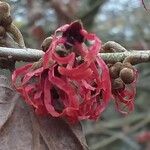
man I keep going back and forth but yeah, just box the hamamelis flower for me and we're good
[12,21,112,123]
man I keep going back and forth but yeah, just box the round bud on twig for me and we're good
[41,37,52,52]
[0,2,10,16]
[114,62,123,69]
[1,16,12,26]
[112,78,125,90]
[120,68,135,84]
[122,62,133,70]
[109,62,123,79]
[0,26,6,37]
[109,66,119,79]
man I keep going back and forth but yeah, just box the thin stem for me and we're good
[0,47,150,64]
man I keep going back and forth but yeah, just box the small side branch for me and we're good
[0,47,150,64]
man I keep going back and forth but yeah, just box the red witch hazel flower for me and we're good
[12,21,111,123]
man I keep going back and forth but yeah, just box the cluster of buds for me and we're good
[109,61,137,114]
[12,21,138,123]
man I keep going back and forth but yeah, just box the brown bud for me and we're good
[112,78,125,90]
[120,68,135,84]
[109,66,119,79]
[1,16,12,26]
[41,37,52,52]
[102,41,127,53]
[0,2,10,16]
[0,26,5,37]
[122,62,133,70]
[109,62,123,79]
[114,62,123,69]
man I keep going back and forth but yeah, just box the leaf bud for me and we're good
[109,62,123,79]
[122,62,133,70]
[112,78,125,90]
[41,37,52,52]
[120,68,135,84]
[1,15,12,26]
[0,2,10,16]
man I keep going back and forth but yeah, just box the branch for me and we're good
[0,47,43,62]
[0,46,150,65]
[99,50,150,65]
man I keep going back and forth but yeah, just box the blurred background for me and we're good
[3,0,150,149]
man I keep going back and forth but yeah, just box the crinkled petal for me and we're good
[58,66,93,80]
[44,77,60,117]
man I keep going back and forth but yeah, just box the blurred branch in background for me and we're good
[6,0,109,49]
[86,112,150,150]
[79,0,108,29]
[7,0,150,50]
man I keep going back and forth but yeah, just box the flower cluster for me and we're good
[12,21,111,123]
